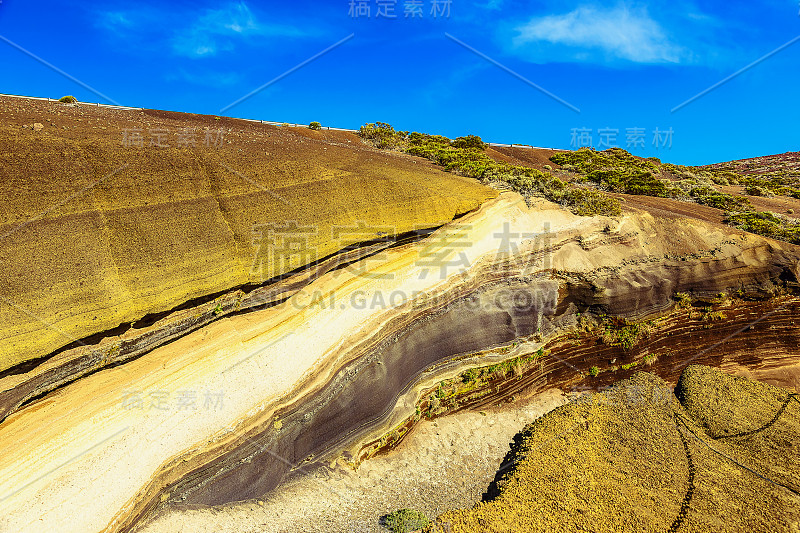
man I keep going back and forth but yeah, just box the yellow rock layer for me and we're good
[0,98,495,372]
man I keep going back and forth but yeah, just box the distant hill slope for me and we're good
[0,97,495,372]
[703,151,800,178]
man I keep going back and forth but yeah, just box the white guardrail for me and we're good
[0,92,143,111]
[0,92,565,150]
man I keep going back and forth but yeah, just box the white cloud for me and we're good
[478,0,505,10]
[98,12,134,29]
[166,68,243,87]
[171,2,305,58]
[95,2,308,59]
[513,5,686,64]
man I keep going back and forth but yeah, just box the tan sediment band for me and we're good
[0,240,400,423]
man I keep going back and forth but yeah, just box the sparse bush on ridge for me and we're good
[358,123,798,234]
[552,148,681,198]
[704,165,799,198]
[308,121,321,130]
[358,122,408,149]
[725,211,800,245]
[550,147,800,245]
[58,95,77,103]
[450,134,487,150]
[377,125,622,217]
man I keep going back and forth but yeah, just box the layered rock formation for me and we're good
[1,186,798,532]
[2,97,800,533]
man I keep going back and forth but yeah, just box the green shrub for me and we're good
[366,124,621,217]
[450,134,487,150]
[675,292,692,308]
[702,310,727,322]
[588,366,600,377]
[407,131,450,147]
[690,187,752,211]
[358,122,408,149]
[58,95,77,103]
[561,187,622,217]
[383,509,429,532]
[308,121,322,130]
[551,147,660,177]
[554,148,679,198]
[745,184,770,197]
[725,211,800,244]
[602,319,652,350]
[585,168,679,198]
[462,368,481,383]
[624,172,674,197]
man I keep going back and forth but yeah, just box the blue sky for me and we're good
[0,0,798,164]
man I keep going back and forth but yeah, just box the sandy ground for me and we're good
[138,388,569,533]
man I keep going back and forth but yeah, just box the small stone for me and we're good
[33,123,44,132]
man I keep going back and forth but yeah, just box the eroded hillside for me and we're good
[1,98,799,533]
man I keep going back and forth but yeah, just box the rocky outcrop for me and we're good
[353,294,800,465]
